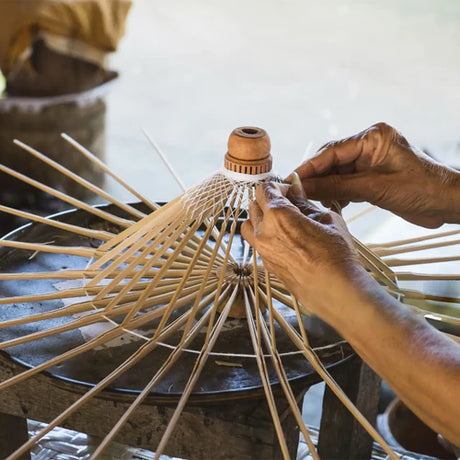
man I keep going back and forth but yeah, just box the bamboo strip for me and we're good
[90,199,192,274]
[0,281,217,350]
[61,133,159,211]
[242,287,291,460]
[395,272,460,281]
[202,193,243,347]
[386,256,460,267]
[254,286,319,459]
[266,292,398,460]
[98,218,206,316]
[375,239,460,257]
[0,271,207,306]
[0,279,215,330]
[368,229,460,250]
[89,218,197,288]
[0,205,114,241]
[0,286,219,396]
[353,237,397,287]
[345,205,377,224]
[152,285,240,459]
[90,286,232,458]
[0,239,94,258]
[0,163,133,228]
[123,206,225,328]
[5,290,219,460]
[140,191,234,332]
[178,190,243,344]
[14,140,146,220]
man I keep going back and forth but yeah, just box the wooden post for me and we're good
[0,412,31,460]
[317,356,382,460]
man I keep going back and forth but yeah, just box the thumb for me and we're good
[301,173,373,203]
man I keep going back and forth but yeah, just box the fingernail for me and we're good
[286,172,302,186]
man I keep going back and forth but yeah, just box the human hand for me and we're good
[295,123,460,228]
[241,177,369,326]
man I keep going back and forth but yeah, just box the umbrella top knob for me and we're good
[225,126,272,175]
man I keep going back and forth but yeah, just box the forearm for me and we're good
[302,271,460,444]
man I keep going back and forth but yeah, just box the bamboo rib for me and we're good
[90,196,187,267]
[265,292,398,460]
[91,286,232,459]
[385,256,460,267]
[367,229,460,250]
[178,190,243,345]
[0,280,219,350]
[0,287,219,399]
[0,279,215,330]
[353,237,397,287]
[89,216,196,286]
[0,280,217,350]
[395,272,460,281]
[375,239,460,257]
[153,285,240,460]
[0,163,133,228]
[6,290,219,460]
[146,192,234,333]
[97,218,207,317]
[122,205,225,328]
[0,205,114,241]
[0,271,208,306]
[13,140,146,221]
[202,194,243,347]
[254,286,319,460]
[242,287,291,460]
[0,239,94,258]
[345,205,377,224]
[61,133,159,211]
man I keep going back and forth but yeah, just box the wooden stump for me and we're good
[317,355,382,460]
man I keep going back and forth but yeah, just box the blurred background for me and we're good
[106,0,460,203]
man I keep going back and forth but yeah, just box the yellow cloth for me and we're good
[0,0,132,76]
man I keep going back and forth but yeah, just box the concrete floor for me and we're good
[106,0,460,204]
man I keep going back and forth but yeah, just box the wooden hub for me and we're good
[214,262,266,318]
[224,127,272,175]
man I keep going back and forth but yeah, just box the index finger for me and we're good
[254,182,292,213]
[295,135,365,179]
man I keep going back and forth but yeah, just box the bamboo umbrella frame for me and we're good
[0,127,457,459]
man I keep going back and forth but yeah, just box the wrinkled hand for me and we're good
[296,122,460,228]
[241,179,367,324]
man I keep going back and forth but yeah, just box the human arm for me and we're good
[295,122,460,228]
[241,181,460,444]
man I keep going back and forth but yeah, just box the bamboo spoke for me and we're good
[61,133,159,211]
[253,284,319,459]
[5,289,219,460]
[178,190,243,344]
[0,280,217,339]
[385,256,460,267]
[0,163,133,228]
[242,287,291,460]
[14,139,146,221]
[0,205,114,241]
[368,229,460,250]
[375,239,460,257]
[0,239,94,258]
[395,272,460,281]
[153,284,240,459]
[90,286,232,458]
[263,288,399,460]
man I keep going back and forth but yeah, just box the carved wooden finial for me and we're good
[224,127,272,175]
